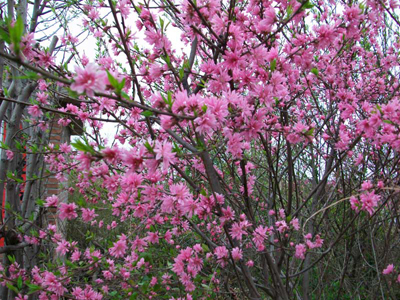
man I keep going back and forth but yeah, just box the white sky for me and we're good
[41,5,186,146]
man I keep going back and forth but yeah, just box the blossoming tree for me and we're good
[1,0,400,299]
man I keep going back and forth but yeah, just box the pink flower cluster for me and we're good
[172,246,203,292]
[294,234,324,260]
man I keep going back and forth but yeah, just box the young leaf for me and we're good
[7,255,15,263]
[9,16,24,55]
[270,59,277,72]
[302,1,314,9]
[141,110,154,117]
[27,283,41,294]
[305,127,315,136]
[6,283,19,294]
[0,26,11,44]
[106,70,119,89]
[144,141,154,154]
[71,139,96,155]
[311,68,319,76]
[17,276,22,290]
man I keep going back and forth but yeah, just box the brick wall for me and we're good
[44,118,71,236]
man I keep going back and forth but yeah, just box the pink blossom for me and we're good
[56,240,70,256]
[71,250,81,262]
[382,264,395,275]
[360,191,380,215]
[28,105,43,118]
[70,63,107,97]
[350,196,360,212]
[290,218,300,231]
[246,260,254,267]
[276,220,289,233]
[253,226,268,251]
[45,195,59,207]
[58,203,78,220]
[109,234,127,258]
[231,247,243,261]
[194,110,217,135]
[15,294,28,300]
[314,235,324,248]
[81,208,98,222]
[361,180,373,190]
[154,141,176,170]
[147,232,159,244]
[5,150,14,161]
[230,222,246,241]
[214,246,228,260]
[295,244,307,260]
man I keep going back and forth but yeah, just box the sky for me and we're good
[65,5,185,146]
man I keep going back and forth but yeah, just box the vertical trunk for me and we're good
[0,84,36,299]
[200,149,263,299]
[302,147,335,299]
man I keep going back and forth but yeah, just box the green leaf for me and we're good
[144,141,154,154]
[17,276,22,290]
[121,91,131,101]
[118,78,126,91]
[302,1,314,9]
[141,110,153,117]
[15,140,23,150]
[76,196,87,208]
[27,283,41,294]
[0,27,11,44]
[159,17,164,32]
[68,88,79,98]
[71,139,96,155]
[6,283,19,294]
[15,71,40,80]
[28,212,35,221]
[162,54,172,68]
[129,292,139,300]
[311,68,319,76]
[304,127,315,136]
[167,91,172,105]
[172,142,182,154]
[29,143,38,153]
[106,70,119,88]
[7,255,15,264]
[7,171,15,180]
[9,16,24,56]
[201,243,210,253]
[36,199,45,207]
[286,5,293,17]
[270,59,276,72]
[134,4,142,14]
[196,138,205,151]
[161,91,173,108]
[201,104,207,113]
[0,141,9,150]
[179,67,184,80]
